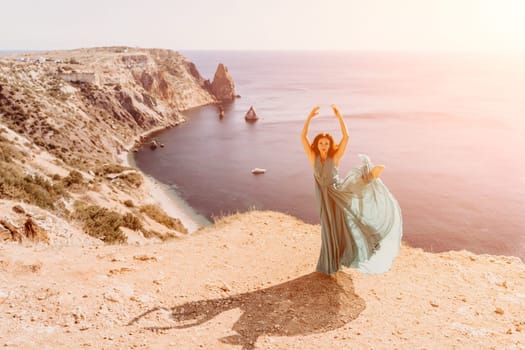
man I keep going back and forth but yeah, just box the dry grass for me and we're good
[62,170,84,187]
[139,204,187,233]
[143,229,179,241]
[0,132,70,214]
[122,212,143,231]
[0,161,68,211]
[119,172,143,188]
[0,134,27,162]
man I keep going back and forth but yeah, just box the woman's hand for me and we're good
[308,106,320,119]
[331,104,343,119]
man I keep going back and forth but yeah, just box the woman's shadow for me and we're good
[128,271,365,349]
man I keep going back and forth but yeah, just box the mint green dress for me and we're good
[314,154,403,274]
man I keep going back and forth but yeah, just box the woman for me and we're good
[301,105,403,275]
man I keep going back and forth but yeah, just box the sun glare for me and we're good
[472,0,525,52]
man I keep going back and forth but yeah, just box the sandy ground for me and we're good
[1,210,523,350]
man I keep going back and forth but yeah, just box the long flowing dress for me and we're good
[314,154,403,274]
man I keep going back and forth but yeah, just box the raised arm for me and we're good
[331,104,349,166]
[301,106,320,167]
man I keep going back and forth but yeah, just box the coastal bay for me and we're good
[0,47,524,349]
[136,50,525,260]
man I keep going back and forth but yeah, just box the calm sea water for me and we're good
[135,51,525,259]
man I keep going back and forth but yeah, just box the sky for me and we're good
[1,0,525,52]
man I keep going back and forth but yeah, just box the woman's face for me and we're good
[317,137,330,154]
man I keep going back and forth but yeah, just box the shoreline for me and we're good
[117,117,211,233]
[115,114,525,263]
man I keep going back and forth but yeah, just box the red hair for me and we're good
[311,133,338,158]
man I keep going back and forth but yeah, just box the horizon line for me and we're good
[1,46,525,56]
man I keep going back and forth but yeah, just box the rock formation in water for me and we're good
[210,63,236,101]
[244,105,259,121]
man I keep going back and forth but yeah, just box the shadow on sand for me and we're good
[128,272,365,349]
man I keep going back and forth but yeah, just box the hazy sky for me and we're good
[2,0,524,52]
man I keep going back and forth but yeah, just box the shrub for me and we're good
[119,172,143,188]
[123,199,134,207]
[62,170,84,187]
[140,204,187,233]
[21,179,55,209]
[122,212,143,231]
[72,203,127,244]
[0,162,68,210]
[0,137,24,162]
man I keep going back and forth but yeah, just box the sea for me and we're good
[134,50,525,260]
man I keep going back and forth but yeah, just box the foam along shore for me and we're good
[118,123,211,233]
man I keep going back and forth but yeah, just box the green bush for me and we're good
[72,203,127,244]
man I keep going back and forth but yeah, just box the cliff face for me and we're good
[0,47,220,245]
[0,47,217,168]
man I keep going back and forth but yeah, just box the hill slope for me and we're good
[0,47,218,243]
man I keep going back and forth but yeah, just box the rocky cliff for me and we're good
[0,47,217,168]
[0,47,221,244]
[211,63,236,101]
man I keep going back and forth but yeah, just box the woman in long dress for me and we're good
[301,105,403,275]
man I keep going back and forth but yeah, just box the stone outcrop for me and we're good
[244,106,259,121]
[210,63,236,102]
[1,214,49,244]
[23,217,50,243]
[0,219,23,242]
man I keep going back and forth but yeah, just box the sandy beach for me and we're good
[118,120,211,233]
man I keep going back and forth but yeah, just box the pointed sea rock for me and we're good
[210,63,236,101]
[244,106,259,121]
